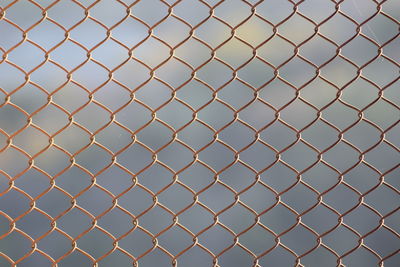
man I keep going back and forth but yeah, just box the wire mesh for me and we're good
[0,0,399,266]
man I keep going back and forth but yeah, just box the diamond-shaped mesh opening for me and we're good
[0,0,398,266]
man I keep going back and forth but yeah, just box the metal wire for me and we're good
[0,0,399,266]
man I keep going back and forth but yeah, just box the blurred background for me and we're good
[0,0,399,266]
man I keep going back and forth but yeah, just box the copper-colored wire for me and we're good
[0,0,399,266]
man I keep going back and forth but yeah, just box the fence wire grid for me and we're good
[0,0,399,266]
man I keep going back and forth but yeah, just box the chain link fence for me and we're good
[0,0,399,266]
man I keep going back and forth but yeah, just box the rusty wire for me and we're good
[0,0,399,266]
